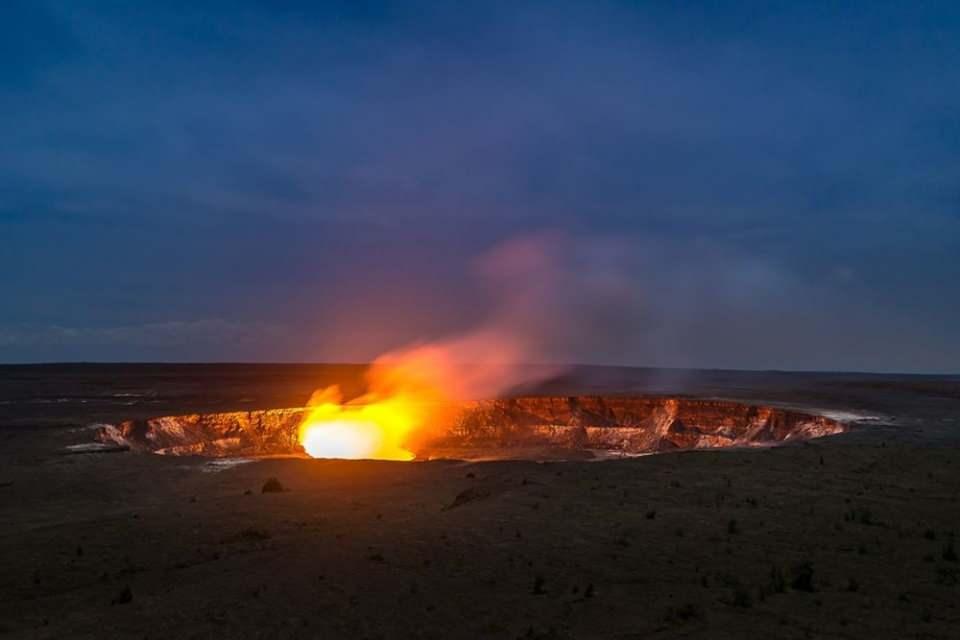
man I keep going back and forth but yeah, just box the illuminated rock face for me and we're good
[444,397,846,453]
[95,396,846,458]
[96,408,307,456]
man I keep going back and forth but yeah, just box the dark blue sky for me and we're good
[2,1,958,372]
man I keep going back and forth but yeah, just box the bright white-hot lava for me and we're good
[297,386,422,461]
[296,334,533,460]
[300,418,410,460]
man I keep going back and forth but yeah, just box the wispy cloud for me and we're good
[0,319,287,348]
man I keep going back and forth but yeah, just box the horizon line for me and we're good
[0,360,956,378]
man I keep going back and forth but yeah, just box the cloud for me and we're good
[0,319,286,349]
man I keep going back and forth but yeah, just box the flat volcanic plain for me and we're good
[1,364,959,639]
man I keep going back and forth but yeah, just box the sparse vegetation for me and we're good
[943,537,958,562]
[790,562,815,592]
[110,585,133,605]
[665,602,703,622]
[844,507,873,525]
[936,567,959,586]
[224,527,271,543]
[532,575,546,595]
[769,566,786,594]
[732,586,752,608]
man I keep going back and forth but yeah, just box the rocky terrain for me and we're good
[0,364,958,639]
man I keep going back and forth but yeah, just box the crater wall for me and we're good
[95,395,846,458]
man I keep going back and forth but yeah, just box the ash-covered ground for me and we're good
[1,364,959,639]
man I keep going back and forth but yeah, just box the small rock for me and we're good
[233,528,271,542]
[443,486,492,510]
[111,586,133,605]
[262,478,285,493]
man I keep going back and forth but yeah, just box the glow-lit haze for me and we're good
[2,1,959,373]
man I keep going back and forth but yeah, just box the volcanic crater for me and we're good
[95,395,846,460]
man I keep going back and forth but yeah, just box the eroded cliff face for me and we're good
[95,396,846,458]
[96,408,307,457]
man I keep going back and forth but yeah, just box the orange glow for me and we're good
[298,395,419,461]
[296,349,452,461]
[296,335,531,461]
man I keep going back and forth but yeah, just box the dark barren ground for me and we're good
[1,364,959,639]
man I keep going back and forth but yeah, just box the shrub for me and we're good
[732,587,752,608]
[769,566,786,594]
[791,562,815,592]
[666,602,703,622]
[943,538,958,562]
